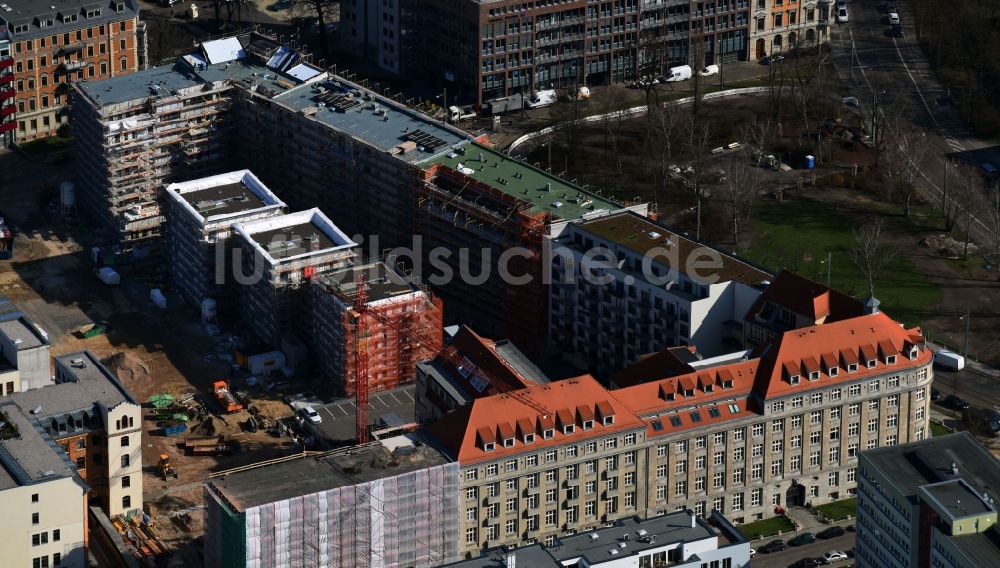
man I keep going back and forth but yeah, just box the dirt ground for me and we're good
[0,150,302,566]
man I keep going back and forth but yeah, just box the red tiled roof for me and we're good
[610,346,698,388]
[613,360,760,416]
[752,312,930,399]
[745,270,863,324]
[425,375,645,464]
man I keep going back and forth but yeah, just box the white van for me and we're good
[934,349,966,371]
[699,65,720,77]
[526,89,558,109]
[659,65,692,82]
[448,105,476,122]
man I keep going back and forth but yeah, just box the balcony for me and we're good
[0,75,11,85]
[0,89,14,101]
[0,121,16,133]
[0,106,14,117]
[0,57,13,70]
[61,60,86,72]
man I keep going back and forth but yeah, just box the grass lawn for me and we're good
[737,515,796,540]
[930,421,954,437]
[740,194,943,327]
[815,497,857,521]
[19,135,72,156]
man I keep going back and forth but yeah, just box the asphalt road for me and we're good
[830,0,999,245]
[931,366,1000,414]
[750,532,856,568]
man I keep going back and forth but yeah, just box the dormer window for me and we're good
[909,347,918,360]
[789,375,800,385]
[886,355,896,365]
[808,371,820,381]
[722,380,733,389]
[563,424,576,435]
[602,415,615,426]
[523,433,536,444]
[684,388,695,397]
[582,419,594,430]
[867,359,876,368]
[116,2,125,12]
[86,8,101,17]
[13,24,29,33]
[503,437,515,448]
[703,384,714,393]
[828,367,839,377]
[483,442,496,452]
[848,363,858,372]
[542,429,554,440]
[664,392,676,401]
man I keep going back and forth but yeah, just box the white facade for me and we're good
[101,400,143,517]
[0,314,52,391]
[0,477,88,568]
[547,215,766,378]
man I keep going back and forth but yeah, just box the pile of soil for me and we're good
[191,416,230,437]
[101,351,151,383]
[920,234,978,259]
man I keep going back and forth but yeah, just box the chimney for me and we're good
[864,296,881,315]
[689,509,697,528]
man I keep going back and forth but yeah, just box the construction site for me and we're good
[202,436,461,568]
[310,261,444,397]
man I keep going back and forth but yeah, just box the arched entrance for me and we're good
[789,32,798,49]
[773,35,783,51]
[756,38,765,59]
[806,29,816,45]
[786,483,806,507]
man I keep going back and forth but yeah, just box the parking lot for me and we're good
[295,384,417,445]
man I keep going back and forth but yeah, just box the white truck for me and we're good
[526,89,558,109]
[659,65,692,82]
[934,349,966,371]
[448,105,476,122]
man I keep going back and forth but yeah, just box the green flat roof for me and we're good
[430,143,623,221]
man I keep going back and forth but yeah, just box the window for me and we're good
[771,401,785,413]
[713,471,724,489]
[752,463,763,480]
[506,479,516,492]
[791,415,802,428]
[656,485,666,500]
[32,493,38,503]
[486,463,498,476]
[830,388,842,401]
[546,450,557,462]
[811,393,823,405]
[605,437,618,449]
[506,459,517,472]
[122,475,131,488]
[809,451,820,467]
[483,442,495,452]
[676,460,687,474]
[120,57,128,71]
[603,415,615,426]
[831,407,841,420]
[886,355,897,365]
[465,469,478,481]
[830,427,840,440]
[675,480,687,496]
[53,553,60,566]
[466,508,476,521]
[752,444,763,458]
[752,423,764,437]
[696,455,706,469]
[466,527,477,543]
[32,512,39,524]
[849,403,861,416]
[523,433,535,444]
[771,459,783,476]
[868,419,878,433]
[888,376,900,388]
[829,447,840,462]
[625,471,635,486]
[790,454,801,471]
[545,488,556,504]
[695,436,707,449]
[848,443,859,457]
[829,472,839,486]
[791,396,803,408]
[506,498,516,513]
[734,447,745,461]
[886,434,898,446]
[714,451,725,465]
[771,439,783,453]
[849,423,860,437]
[694,476,705,491]
[121,435,129,447]
[916,427,925,441]
[849,384,861,397]
[733,468,744,484]
[542,429,554,439]
[624,433,635,445]
[811,411,822,425]
[466,487,477,500]
[582,419,594,430]
[810,431,821,445]
[751,488,763,507]
[732,493,743,511]
[506,519,517,534]
[869,380,880,392]
[916,388,926,401]
[713,432,725,445]
[847,468,857,483]
[733,428,745,442]
[676,440,687,453]
[869,399,879,412]
[791,435,802,449]
[887,414,898,428]
[565,447,576,459]
[915,407,924,421]
[563,424,575,435]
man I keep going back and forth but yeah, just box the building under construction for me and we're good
[418,142,647,354]
[232,208,358,348]
[71,33,326,252]
[311,261,443,396]
[202,435,460,568]
[163,170,287,308]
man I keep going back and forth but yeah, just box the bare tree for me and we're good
[881,119,931,216]
[719,149,762,250]
[852,217,897,299]
[643,106,682,208]
[293,0,339,57]
[956,165,983,260]
[985,181,1000,281]
[682,115,715,240]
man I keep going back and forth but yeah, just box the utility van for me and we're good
[934,349,966,371]
[659,65,692,82]
[526,89,557,108]
[448,105,476,122]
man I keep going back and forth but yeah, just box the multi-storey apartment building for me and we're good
[340,0,402,74]
[0,0,142,144]
[404,0,752,106]
[548,209,770,378]
[856,432,1000,568]
[232,208,358,348]
[310,261,444,396]
[427,306,933,555]
[749,0,831,59]
[163,169,287,308]
[0,400,88,568]
[0,35,13,144]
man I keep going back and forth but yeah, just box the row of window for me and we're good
[12,12,128,37]
[481,422,628,453]
[31,529,60,546]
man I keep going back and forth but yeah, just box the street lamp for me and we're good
[437,88,447,122]
[959,309,970,356]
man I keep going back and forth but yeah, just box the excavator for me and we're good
[158,454,178,480]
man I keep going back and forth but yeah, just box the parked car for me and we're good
[699,64,720,77]
[837,7,849,23]
[818,526,846,539]
[963,407,1000,437]
[824,551,849,563]
[299,405,323,424]
[845,524,856,532]
[942,394,971,411]
[789,532,817,546]
[759,54,785,65]
[891,24,904,38]
[792,558,825,568]
[888,12,900,25]
[759,539,786,553]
